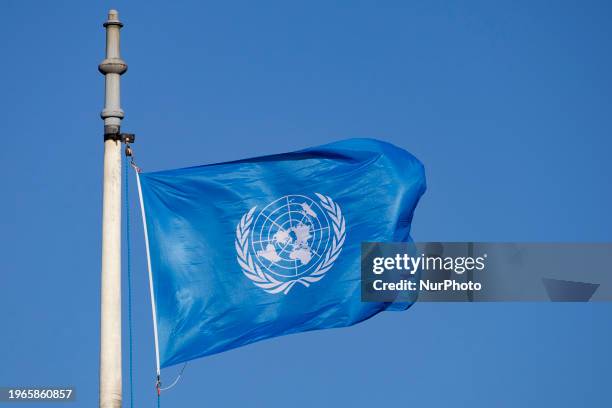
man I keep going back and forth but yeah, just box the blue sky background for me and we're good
[1,0,611,406]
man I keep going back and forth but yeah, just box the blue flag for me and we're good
[136,138,426,368]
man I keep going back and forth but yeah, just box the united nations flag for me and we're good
[136,138,426,368]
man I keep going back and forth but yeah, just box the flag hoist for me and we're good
[99,9,131,408]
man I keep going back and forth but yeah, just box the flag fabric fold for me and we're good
[137,138,426,368]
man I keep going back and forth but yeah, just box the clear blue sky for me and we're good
[1,0,611,406]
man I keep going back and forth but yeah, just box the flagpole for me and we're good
[99,9,127,408]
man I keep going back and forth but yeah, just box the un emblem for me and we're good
[236,193,346,294]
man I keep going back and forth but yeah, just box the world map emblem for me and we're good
[235,193,346,294]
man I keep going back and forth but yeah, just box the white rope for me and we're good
[160,363,188,391]
[131,161,188,401]
[133,165,161,376]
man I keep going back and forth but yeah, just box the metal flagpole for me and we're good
[99,9,127,408]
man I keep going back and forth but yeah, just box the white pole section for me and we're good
[99,9,127,408]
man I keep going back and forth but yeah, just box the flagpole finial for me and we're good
[104,10,123,28]
[99,9,127,133]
